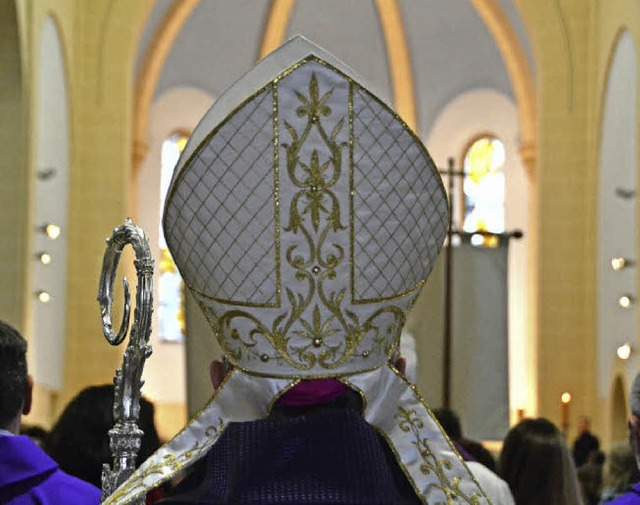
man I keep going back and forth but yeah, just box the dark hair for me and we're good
[459,437,497,472]
[44,384,161,487]
[20,424,48,446]
[432,408,462,441]
[499,418,584,505]
[0,320,28,428]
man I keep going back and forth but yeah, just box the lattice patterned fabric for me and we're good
[164,89,278,306]
[164,43,448,377]
[352,87,448,301]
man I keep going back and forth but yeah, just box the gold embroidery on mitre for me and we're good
[165,56,445,375]
[395,407,483,504]
[195,70,408,371]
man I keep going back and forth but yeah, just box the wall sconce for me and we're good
[36,290,51,303]
[615,187,636,200]
[42,224,61,240]
[37,252,52,265]
[37,167,57,180]
[611,257,635,271]
[619,295,635,308]
[617,343,633,360]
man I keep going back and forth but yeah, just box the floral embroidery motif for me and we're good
[105,418,228,505]
[395,406,483,504]
[207,70,406,370]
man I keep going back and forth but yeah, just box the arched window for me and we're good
[158,132,188,342]
[462,136,506,243]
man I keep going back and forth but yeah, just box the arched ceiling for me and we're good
[286,0,392,102]
[151,0,271,100]
[400,0,512,137]
[134,0,534,138]
[497,0,535,75]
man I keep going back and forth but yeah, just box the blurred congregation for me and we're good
[2,0,640,503]
[9,360,640,504]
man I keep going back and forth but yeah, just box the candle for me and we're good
[561,392,571,430]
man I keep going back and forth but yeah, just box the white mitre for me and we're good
[105,36,489,504]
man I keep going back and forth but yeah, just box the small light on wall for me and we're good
[38,252,52,265]
[619,295,635,308]
[561,392,571,404]
[37,290,51,303]
[470,234,484,246]
[615,187,636,200]
[612,257,628,270]
[617,343,633,360]
[43,224,61,240]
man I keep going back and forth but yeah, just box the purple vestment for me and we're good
[0,435,101,504]
[608,483,640,504]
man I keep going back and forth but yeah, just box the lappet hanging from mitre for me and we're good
[104,37,490,504]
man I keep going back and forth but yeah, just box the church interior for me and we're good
[2,0,639,453]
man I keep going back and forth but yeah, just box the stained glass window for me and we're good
[462,137,505,246]
[158,132,188,342]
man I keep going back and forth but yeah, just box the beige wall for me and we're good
[11,0,161,427]
[0,1,29,336]
[515,0,640,445]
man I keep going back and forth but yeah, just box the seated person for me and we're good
[499,418,583,505]
[44,385,164,503]
[0,320,100,504]
[606,372,640,504]
[433,407,515,504]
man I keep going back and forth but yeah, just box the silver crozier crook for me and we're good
[97,219,154,503]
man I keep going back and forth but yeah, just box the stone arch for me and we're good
[132,0,418,166]
[427,88,532,421]
[31,15,70,393]
[611,375,628,444]
[135,86,214,429]
[259,0,415,129]
[259,0,536,173]
[469,0,536,178]
[132,0,200,172]
[133,0,536,173]
[596,29,637,399]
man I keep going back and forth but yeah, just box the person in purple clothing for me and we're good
[0,320,101,505]
[606,373,640,504]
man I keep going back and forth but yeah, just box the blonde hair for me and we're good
[606,443,640,493]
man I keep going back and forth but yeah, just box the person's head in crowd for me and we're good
[577,416,591,435]
[0,320,32,434]
[587,449,605,466]
[629,373,640,470]
[576,450,605,505]
[499,417,584,505]
[433,407,462,441]
[44,384,160,488]
[459,438,497,472]
[19,424,47,447]
[604,443,640,495]
[0,321,101,501]
[433,407,497,472]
